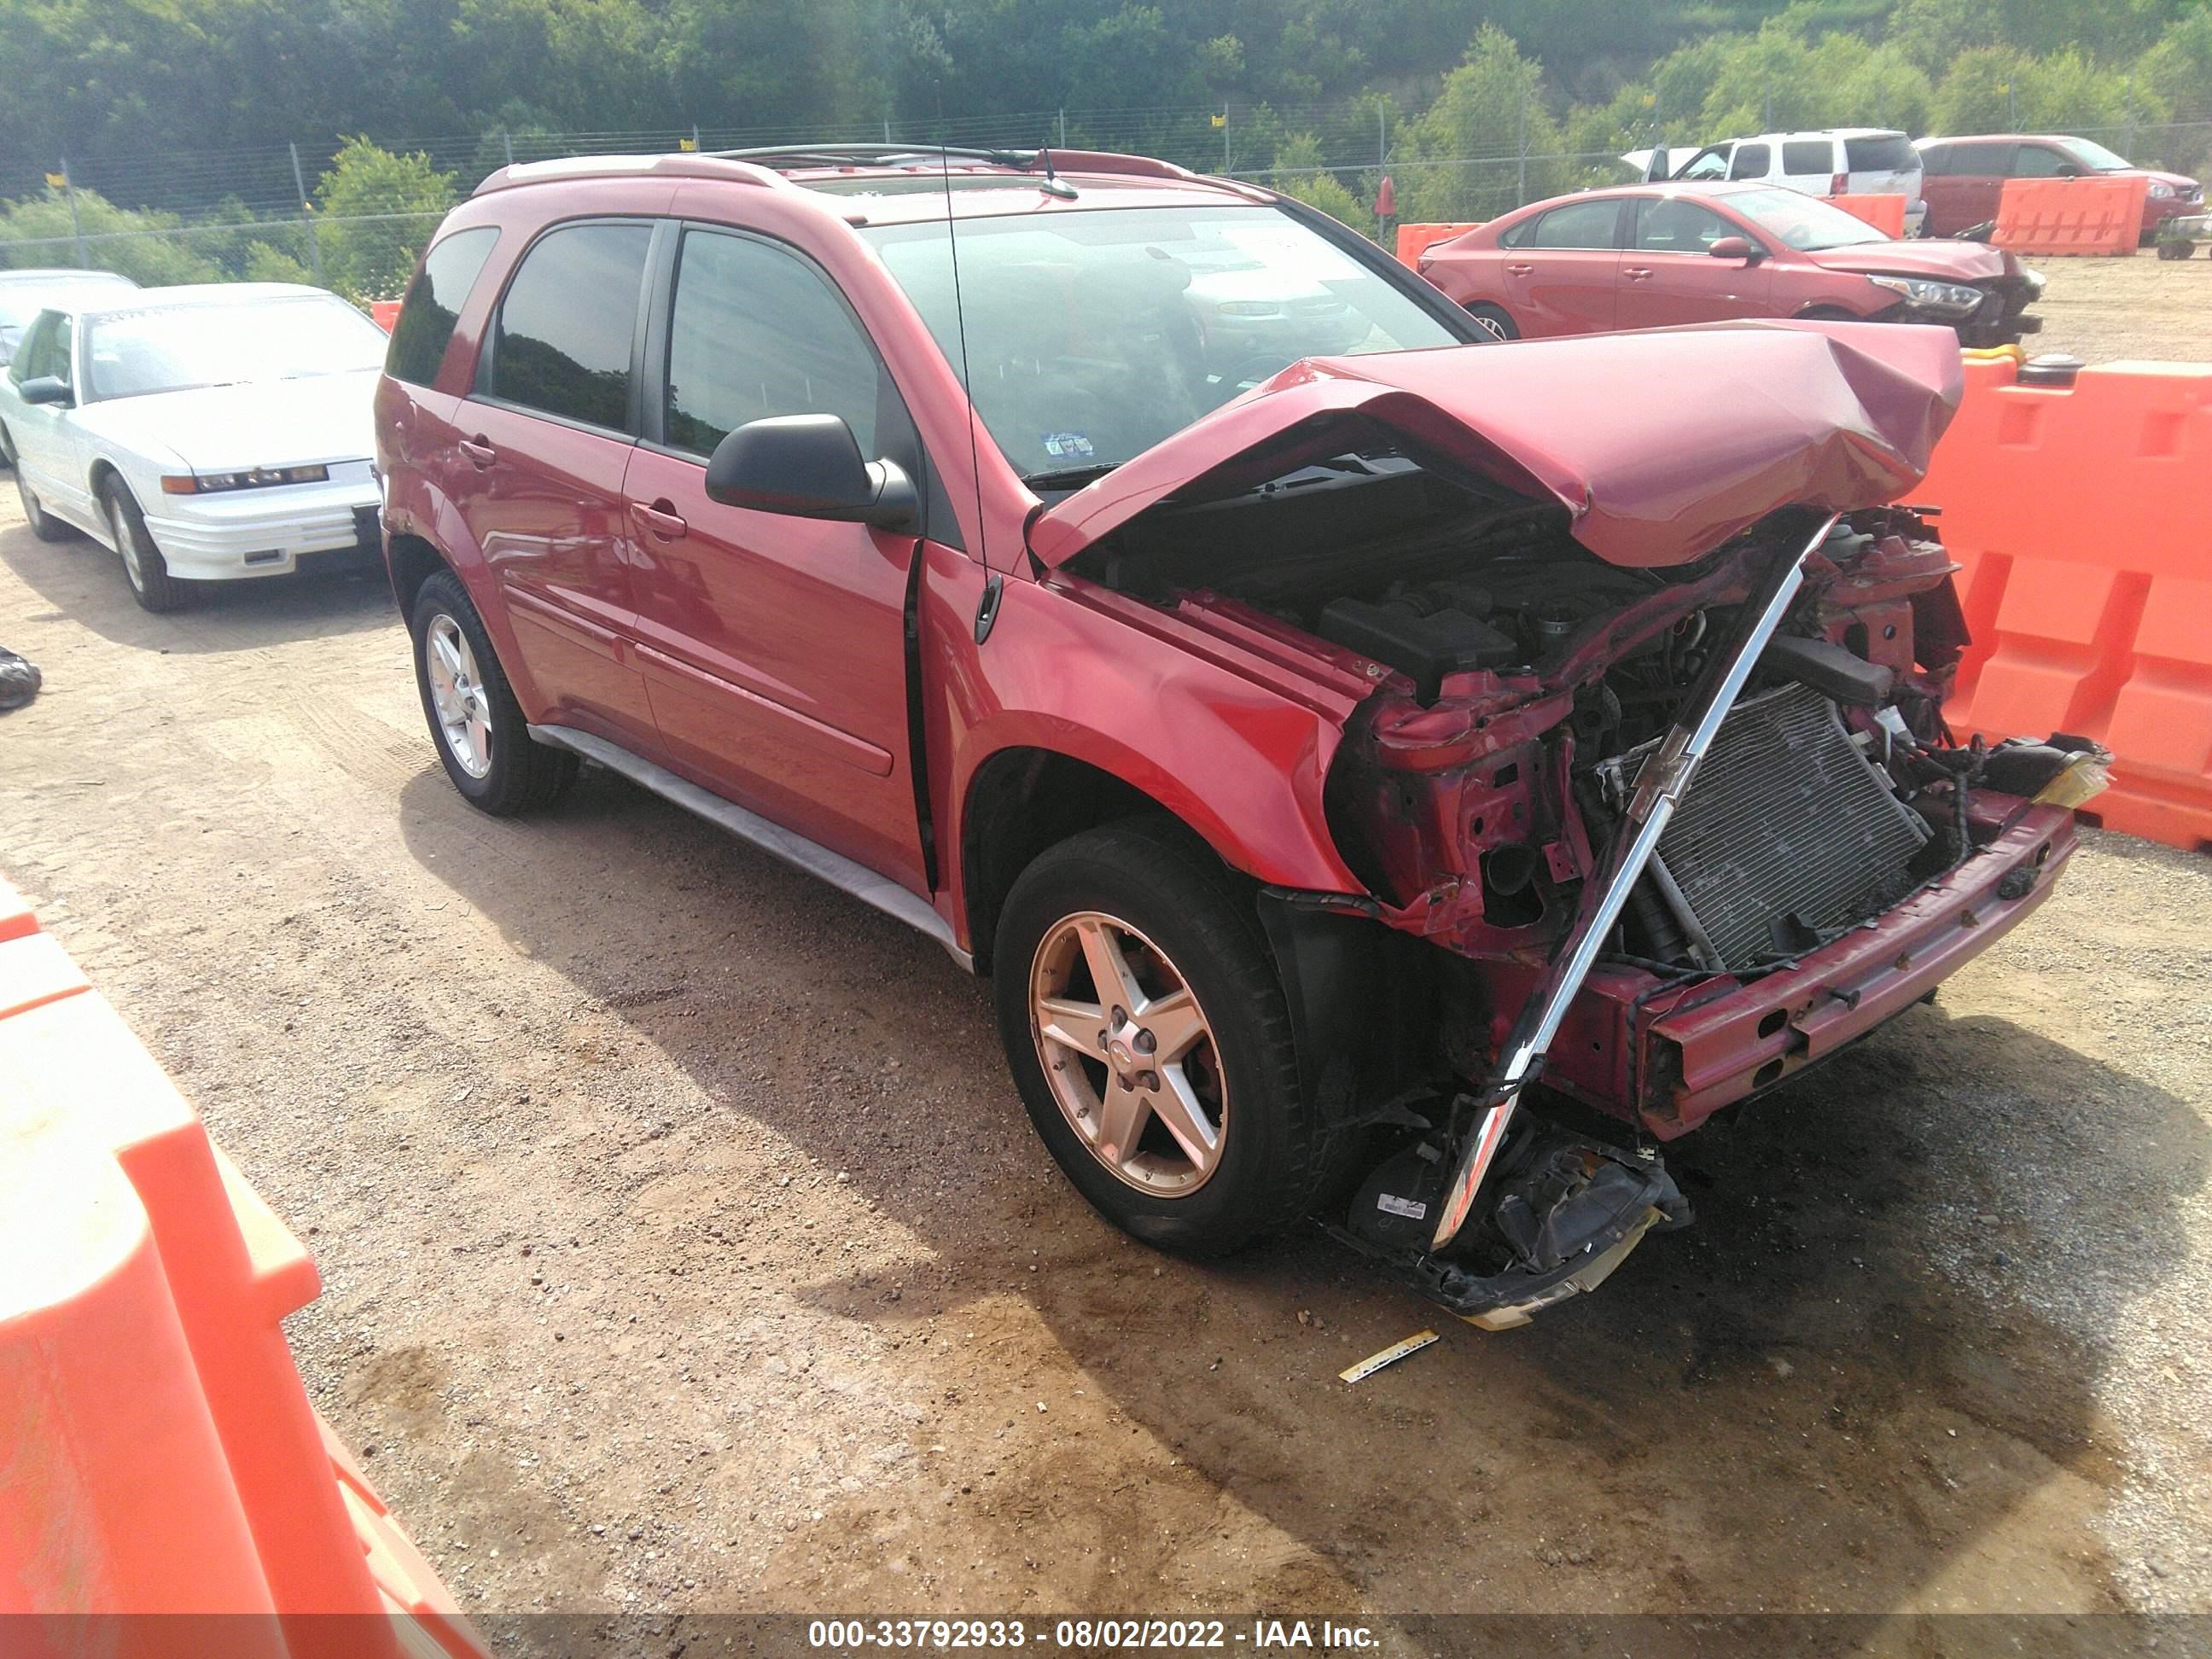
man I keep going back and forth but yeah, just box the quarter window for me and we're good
[388,226,499,387]
[1528,200,1622,250]
[485,222,653,431]
[663,230,881,459]
[1729,143,1772,180]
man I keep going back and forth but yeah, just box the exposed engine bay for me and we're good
[1068,451,2100,1324]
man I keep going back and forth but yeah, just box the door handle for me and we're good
[458,436,496,468]
[1505,262,1534,275]
[1624,266,1654,280]
[629,499,688,539]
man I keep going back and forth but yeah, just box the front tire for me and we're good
[104,480,190,612]
[993,818,1336,1257]
[409,568,576,815]
[1464,302,1520,342]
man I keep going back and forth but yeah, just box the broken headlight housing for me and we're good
[1867,274,1983,317]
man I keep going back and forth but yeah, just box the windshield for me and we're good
[860,205,1459,484]
[84,294,387,401]
[1726,188,1890,250]
[2058,137,2133,172]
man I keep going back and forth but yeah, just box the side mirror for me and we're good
[703,414,918,533]
[1708,236,1761,261]
[18,375,72,407]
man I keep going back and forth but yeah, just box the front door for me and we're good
[623,224,928,891]
[1617,197,1774,329]
[7,312,80,519]
[460,218,658,748]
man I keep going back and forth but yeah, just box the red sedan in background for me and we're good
[1418,182,2044,348]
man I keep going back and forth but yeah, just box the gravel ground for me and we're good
[2025,248,2212,364]
[2,480,2209,1636]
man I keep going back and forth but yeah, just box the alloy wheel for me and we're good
[1027,911,1228,1196]
[424,613,494,778]
[108,496,145,592]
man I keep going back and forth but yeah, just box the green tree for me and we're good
[1267,132,1373,236]
[0,189,220,283]
[312,138,459,303]
[1399,25,1568,222]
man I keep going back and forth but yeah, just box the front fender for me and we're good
[921,546,1370,952]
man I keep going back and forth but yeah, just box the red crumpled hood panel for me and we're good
[1027,318,1964,571]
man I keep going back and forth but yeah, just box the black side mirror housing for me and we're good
[1708,236,1761,262]
[703,414,918,533]
[18,375,72,407]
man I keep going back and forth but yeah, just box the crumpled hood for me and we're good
[1804,241,2012,282]
[1027,320,1964,571]
[79,370,378,473]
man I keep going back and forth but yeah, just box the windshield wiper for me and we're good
[1022,462,1121,491]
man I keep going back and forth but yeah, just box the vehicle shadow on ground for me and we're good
[0,520,393,653]
[398,762,2203,1619]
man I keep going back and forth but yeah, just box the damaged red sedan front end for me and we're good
[1036,319,2098,1324]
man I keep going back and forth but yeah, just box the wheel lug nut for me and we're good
[1138,1070,1158,1092]
[1133,1029,1155,1054]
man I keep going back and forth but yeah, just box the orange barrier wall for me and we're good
[1824,194,1906,236]
[370,300,402,331]
[1992,174,2150,255]
[0,875,488,1656]
[1397,222,1482,266]
[1922,355,2212,850]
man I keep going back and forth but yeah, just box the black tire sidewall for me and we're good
[1466,303,1519,341]
[992,823,1311,1256]
[410,571,525,807]
[103,480,183,610]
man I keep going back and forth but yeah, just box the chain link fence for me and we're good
[5,107,2208,301]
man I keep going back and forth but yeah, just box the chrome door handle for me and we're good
[1624,266,1654,280]
[458,437,496,468]
[1505,262,1534,275]
[629,499,689,539]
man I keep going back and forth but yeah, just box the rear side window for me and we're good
[1845,135,1913,172]
[483,222,653,431]
[1729,143,1771,180]
[663,230,881,458]
[387,227,498,387]
[1956,143,2011,177]
[1918,144,1956,177]
[1528,199,1621,250]
[1780,140,1832,177]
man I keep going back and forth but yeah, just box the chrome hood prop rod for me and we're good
[1428,511,1844,1253]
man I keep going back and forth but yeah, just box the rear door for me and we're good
[461,218,659,749]
[1617,197,1773,329]
[5,312,68,498]
[1503,197,1627,335]
[620,223,929,889]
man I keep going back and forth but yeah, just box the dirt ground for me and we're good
[3,483,2210,1644]
[2026,247,2212,364]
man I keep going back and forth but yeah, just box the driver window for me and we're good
[2012,145,2069,178]
[665,230,881,460]
[9,314,55,384]
[1678,148,1729,181]
[47,317,73,388]
[1729,143,1771,180]
[1633,199,1735,253]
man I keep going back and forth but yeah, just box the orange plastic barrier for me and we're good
[1397,221,1482,266]
[1991,175,2150,255]
[1825,194,1906,236]
[369,300,402,331]
[0,874,489,1656]
[1921,355,2212,849]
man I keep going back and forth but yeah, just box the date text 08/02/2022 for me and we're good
[806,1618,1381,1650]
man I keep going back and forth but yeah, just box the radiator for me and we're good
[1633,684,1930,970]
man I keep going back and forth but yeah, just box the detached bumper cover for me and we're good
[1541,800,2077,1137]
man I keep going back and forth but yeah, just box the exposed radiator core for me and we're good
[1630,683,1930,970]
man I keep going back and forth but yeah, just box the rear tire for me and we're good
[409,568,576,816]
[15,465,73,543]
[993,817,1337,1257]
[104,480,190,613]
[1464,302,1520,342]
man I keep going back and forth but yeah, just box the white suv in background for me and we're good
[1671,129,1928,235]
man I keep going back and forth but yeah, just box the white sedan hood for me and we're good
[80,369,379,474]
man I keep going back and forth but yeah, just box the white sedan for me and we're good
[0,283,387,612]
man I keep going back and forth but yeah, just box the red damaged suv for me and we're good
[375,147,2098,1326]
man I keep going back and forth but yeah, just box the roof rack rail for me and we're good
[712,143,1039,170]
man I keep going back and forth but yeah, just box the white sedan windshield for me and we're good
[84,295,387,402]
[862,206,1458,482]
